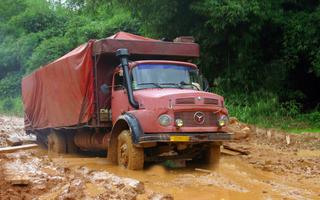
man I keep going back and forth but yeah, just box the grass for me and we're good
[0,97,23,117]
[220,91,320,133]
[289,128,320,134]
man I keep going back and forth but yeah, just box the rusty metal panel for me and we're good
[93,39,200,58]
[74,131,110,151]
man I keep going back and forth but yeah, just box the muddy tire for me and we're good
[48,130,66,154]
[36,133,48,149]
[66,133,78,154]
[117,130,144,170]
[202,144,221,168]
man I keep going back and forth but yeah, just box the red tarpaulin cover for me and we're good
[22,32,199,130]
[22,41,95,129]
[107,31,159,41]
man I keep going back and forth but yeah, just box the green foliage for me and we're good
[0,0,319,131]
[27,36,72,73]
[222,90,320,131]
[298,110,320,125]
[0,0,26,23]
[0,97,23,116]
[0,0,139,97]
[0,72,22,97]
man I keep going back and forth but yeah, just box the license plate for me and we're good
[170,136,190,142]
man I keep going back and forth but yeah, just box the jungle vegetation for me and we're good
[0,0,319,131]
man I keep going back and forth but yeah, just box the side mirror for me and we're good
[100,83,109,95]
[200,75,209,92]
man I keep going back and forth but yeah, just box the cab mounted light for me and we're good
[175,118,184,127]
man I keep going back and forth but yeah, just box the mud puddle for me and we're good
[50,151,320,200]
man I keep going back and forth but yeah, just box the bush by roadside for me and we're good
[0,97,23,117]
[215,90,320,133]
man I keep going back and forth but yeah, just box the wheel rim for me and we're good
[119,143,129,167]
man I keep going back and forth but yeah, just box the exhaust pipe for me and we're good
[116,48,139,109]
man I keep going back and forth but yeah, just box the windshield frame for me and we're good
[130,62,203,91]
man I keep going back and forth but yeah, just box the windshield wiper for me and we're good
[180,81,200,90]
[159,82,183,89]
[137,82,163,88]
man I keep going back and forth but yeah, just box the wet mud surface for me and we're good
[52,152,320,200]
[1,148,319,200]
[0,115,320,199]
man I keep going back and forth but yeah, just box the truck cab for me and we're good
[108,53,232,169]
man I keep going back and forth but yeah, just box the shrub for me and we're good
[0,97,23,116]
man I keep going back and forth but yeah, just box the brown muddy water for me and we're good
[49,151,320,200]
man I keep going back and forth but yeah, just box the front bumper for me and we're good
[138,132,234,143]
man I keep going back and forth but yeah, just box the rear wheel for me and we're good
[117,130,144,170]
[36,132,48,149]
[201,143,221,168]
[66,133,78,153]
[48,130,66,154]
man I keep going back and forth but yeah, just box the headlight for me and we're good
[175,118,183,127]
[158,114,171,126]
[217,115,229,127]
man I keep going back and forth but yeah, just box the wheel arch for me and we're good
[107,113,143,164]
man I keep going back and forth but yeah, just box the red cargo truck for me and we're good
[22,32,233,170]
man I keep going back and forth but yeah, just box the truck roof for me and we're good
[93,32,200,59]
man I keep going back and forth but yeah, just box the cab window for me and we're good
[114,72,124,90]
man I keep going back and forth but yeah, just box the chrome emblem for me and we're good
[194,111,205,124]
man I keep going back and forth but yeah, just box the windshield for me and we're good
[131,64,203,90]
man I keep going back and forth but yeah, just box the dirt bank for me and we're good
[226,119,320,181]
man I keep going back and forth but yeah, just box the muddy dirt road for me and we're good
[52,152,320,200]
[0,115,320,199]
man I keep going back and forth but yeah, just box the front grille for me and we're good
[175,98,195,104]
[204,98,219,105]
[174,111,217,127]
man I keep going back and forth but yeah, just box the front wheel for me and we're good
[117,130,144,170]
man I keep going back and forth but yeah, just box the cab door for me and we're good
[111,71,130,124]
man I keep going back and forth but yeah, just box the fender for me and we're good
[112,113,144,144]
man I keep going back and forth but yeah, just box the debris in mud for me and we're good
[225,117,320,182]
[6,136,23,146]
[0,115,26,148]
[222,144,250,155]
[6,135,36,146]
[0,150,164,200]
[227,117,251,140]
[147,192,174,200]
[195,168,213,174]
[77,167,145,194]
[0,144,38,153]
[7,175,31,186]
